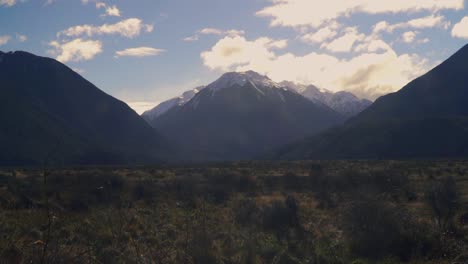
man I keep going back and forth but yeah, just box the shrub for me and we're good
[425,176,459,230]
[341,197,416,260]
[262,196,300,239]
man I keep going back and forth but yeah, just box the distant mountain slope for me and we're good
[276,44,468,160]
[0,51,170,166]
[148,71,344,161]
[142,86,205,123]
[281,81,372,118]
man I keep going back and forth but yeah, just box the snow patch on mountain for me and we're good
[208,71,282,92]
[142,86,205,120]
[281,81,372,117]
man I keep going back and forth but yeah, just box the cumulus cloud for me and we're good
[201,35,430,100]
[101,4,120,17]
[320,27,365,53]
[201,36,287,71]
[0,35,11,46]
[257,0,463,28]
[16,33,27,42]
[59,18,153,39]
[355,37,392,53]
[0,0,16,7]
[402,31,417,43]
[48,38,103,63]
[301,27,338,44]
[452,16,468,39]
[373,15,450,33]
[183,28,245,42]
[81,0,121,17]
[115,47,166,58]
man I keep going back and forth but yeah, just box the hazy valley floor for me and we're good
[1,160,468,263]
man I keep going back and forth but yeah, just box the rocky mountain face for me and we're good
[142,86,205,123]
[280,81,372,118]
[147,71,344,161]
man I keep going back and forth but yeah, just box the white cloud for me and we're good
[95,2,105,8]
[183,35,199,42]
[452,16,468,39]
[183,28,245,42]
[103,5,120,17]
[16,33,27,42]
[402,31,417,43]
[81,0,121,17]
[199,28,224,35]
[321,27,365,53]
[115,47,166,58]
[301,23,340,44]
[198,28,245,37]
[0,0,16,7]
[374,15,449,33]
[373,21,390,34]
[48,38,103,63]
[59,18,153,38]
[201,35,430,100]
[355,37,392,53]
[257,0,463,28]
[0,35,11,46]
[201,36,279,71]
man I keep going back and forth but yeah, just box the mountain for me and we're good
[142,86,205,123]
[0,51,170,166]
[281,81,372,118]
[276,44,468,160]
[147,71,344,161]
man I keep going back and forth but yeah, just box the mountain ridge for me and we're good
[275,43,468,160]
[147,71,344,161]
[0,50,171,166]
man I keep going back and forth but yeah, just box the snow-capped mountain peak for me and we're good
[280,80,372,117]
[208,71,281,91]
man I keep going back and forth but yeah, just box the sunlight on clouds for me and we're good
[452,17,468,39]
[48,38,103,63]
[355,38,392,53]
[201,36,278,71]
[374,15,450,33]
[59,18,153,39]
[202,35,430,100]
[0,35,11,46]
[301,23,339,44]
[16,33,27,42]
[115,47,166,58]
[257,0,463,28]
[0,0,16,7]
[321,27,365,53]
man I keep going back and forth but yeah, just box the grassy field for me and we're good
[0,160,467,263]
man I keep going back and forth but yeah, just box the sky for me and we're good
[1,0,468,114]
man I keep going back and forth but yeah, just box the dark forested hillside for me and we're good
[0,51,170,166]
[276,44,468,160]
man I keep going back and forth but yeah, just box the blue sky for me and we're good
[1,0,468,113]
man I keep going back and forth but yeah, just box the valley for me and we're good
[1,161,467,263]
